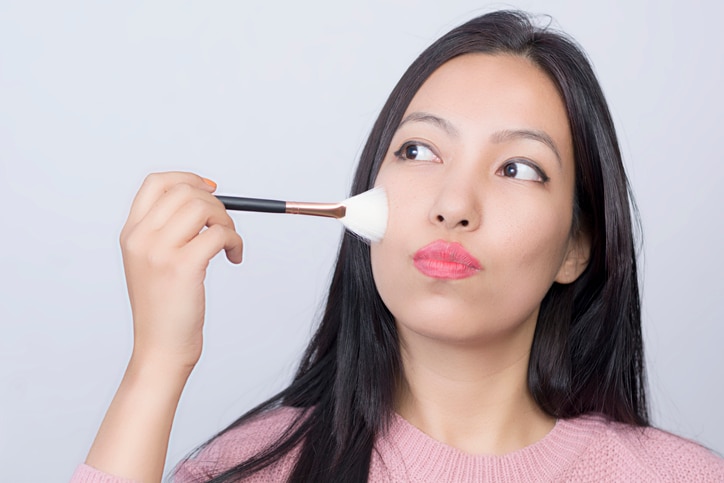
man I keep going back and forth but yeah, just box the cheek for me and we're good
[370,229,410,319]
[492,196,574,291]
[373,164,430,248]
[371,165,425,307]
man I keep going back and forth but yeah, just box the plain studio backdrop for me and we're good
[1,1,722,480]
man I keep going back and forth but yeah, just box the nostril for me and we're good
[461,220,469,227]
[437,215,445,222]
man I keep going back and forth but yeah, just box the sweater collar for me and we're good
[375,412,606,481]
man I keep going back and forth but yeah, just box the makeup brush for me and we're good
[215,187,388,242]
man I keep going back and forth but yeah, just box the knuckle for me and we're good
[231,229,243,245]
[223,228,244,249]
[143,172,162,188]
[210,194,226,210]
[121,230,145,256]
[225,214,237,231]
[119,225,130,245]
[204,223,225,240]
[173,182,194,195]
[210,225,236,249]
[185,197,209,217]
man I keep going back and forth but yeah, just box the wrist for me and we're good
[85,349,193,482]
[126,350,196,390]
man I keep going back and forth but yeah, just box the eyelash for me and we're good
[500,159,550,183]
[393,141,440,162]
[393,141,550,183]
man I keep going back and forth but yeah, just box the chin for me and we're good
[394,309,534,346]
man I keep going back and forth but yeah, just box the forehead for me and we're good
[403,53,573,160]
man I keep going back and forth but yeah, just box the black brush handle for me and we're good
[215,195,286,213]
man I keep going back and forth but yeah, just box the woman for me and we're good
[73,10,724,482]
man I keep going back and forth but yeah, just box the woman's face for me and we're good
[371,53,586,346]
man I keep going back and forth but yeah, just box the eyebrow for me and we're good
[398,111,562,167]
[398,112,460,137]
[490,129,562,166]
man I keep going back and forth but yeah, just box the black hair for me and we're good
[179,9,647,482]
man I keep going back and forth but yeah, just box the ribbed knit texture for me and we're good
[71,407,724,482]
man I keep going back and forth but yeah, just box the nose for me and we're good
[429,175,481,231]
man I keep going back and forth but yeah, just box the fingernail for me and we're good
[202,177,217,190]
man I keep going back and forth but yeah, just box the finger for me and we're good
[126,172,218,227]
[140,183,232,235]
[153,195,237,252]
[184,224,244,265]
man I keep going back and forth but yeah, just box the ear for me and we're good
[555,231,590,284]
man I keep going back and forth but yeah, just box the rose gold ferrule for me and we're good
[285,202,346,219]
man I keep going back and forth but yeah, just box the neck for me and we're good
[394,322,555,455]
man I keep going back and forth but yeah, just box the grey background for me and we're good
[1,1,722,481]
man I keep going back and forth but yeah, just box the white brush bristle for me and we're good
[340,187,388,242]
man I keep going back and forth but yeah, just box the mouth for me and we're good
[413,239,482,280]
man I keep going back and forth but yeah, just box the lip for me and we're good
[413,240,482,280]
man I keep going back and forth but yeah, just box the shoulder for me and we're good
[173,406,304,482]
[561,414,724,482]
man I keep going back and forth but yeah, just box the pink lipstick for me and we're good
[413,240,482,280]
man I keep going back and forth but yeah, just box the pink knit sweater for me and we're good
[72,407,724,482]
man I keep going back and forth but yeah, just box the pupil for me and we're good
[405,145,418,159]
[505,164,517,176]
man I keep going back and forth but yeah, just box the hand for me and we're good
[82,172,241,482]
[120,172,243,371]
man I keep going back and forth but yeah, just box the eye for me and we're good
[394,142,440,162]
[500,159,549,183]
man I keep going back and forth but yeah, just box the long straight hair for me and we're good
[183,9,647,482]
